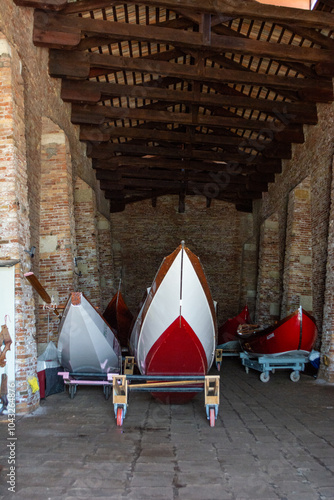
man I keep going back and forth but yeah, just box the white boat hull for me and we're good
[58,292,122,374]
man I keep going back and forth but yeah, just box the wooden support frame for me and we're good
[124,356,135,375]
[204,375,220,407]
[112,375,128,406]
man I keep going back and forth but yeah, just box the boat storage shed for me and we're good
[0,0,334,497]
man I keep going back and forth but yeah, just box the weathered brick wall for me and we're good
[0,35,39,413]
[319,157,334,382]
[110,196,253,326]
[74,178,101,308]
[97,213,115,311]
[0,2,111,413]
[256,213,281,325]
[282,177,313,318]
[255,101,334,380]
[239,236,258,322]
[38,118,78,348]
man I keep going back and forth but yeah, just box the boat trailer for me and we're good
[58,371,115,399]
[58,357,220,427]
[112,371,220,427]
[239,352,309,382]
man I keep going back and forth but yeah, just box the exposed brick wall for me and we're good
[74,178,101,308]
[97,213,115,311]
[38,118,78,348]
[256,213,282,325]
[319,157,334,383]
[0,35,38,413]
[282,177,313,318]
[0,2,111,413]
[254,101,334,380]
[110,196,253,325]
[239,237,258,322]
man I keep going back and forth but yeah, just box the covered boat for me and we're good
[58,292,122,374]
[217,305,251,346]
[103,287,134,349]
[238,306,317,356]
[130,241,217,403]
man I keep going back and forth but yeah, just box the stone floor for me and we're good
[0,357,334,500]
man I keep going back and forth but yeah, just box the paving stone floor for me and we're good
[0,357,334,500]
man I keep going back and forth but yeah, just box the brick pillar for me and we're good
[256,214,281,325]
[97,213,114,311]
[0,35,38,413]
[319,158,334,383]
[282,177,313,318]
[74,178,101,308]
[38,118,77,348]
[239,237,257,321]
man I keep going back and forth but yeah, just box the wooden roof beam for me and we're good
[35,11,334,65]
[49,51,334,101]
[61,80,318,125]
[71,103,305,141]
[93,155,282,172]
[22,0,334,29]
[79,125,297,149]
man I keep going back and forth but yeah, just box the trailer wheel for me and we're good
[260,372,270,383]
[209,407,216,427]
[290,371,300,382]
[69,385,76,399]
[104,385,111,400]
[116,406,124,426]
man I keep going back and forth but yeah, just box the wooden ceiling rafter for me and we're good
[13,0,334,212]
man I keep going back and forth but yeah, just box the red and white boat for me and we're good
[238,306,317,356]
[103,287,134,349]
[129,241,217,402]
[217,305,251,346]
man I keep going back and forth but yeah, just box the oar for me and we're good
[24,272,60,316]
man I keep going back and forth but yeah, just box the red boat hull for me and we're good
[218,305,251,345]
[239,307,317,356]
[146,316,207,403]
[103,290,134,349]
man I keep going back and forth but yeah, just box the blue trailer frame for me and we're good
[239,352,309,382]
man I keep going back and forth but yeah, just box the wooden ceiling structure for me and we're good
[14,0,334,213]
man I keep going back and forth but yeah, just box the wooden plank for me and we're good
[87,142,291,161]
[72,103,306,137]
[35,12,334,64]
[62,80,318,124]
[18,0,334,29]
[49,51,333,99]
[94,155,281,170]
[80,124,301,145]
[95,167,247,184]
[117,0,334,30]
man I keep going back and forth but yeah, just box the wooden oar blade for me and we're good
[24,273,60,316]
[25,272,51,303]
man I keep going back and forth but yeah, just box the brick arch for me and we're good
[38,117,77,347]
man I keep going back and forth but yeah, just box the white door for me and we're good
[0,266,15,388]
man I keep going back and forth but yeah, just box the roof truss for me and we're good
[14,0,334,212]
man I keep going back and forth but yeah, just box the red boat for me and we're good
[238,307,317,356]
[217,305,251,346]
[103,288,134,349]
[129,241,217,403]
